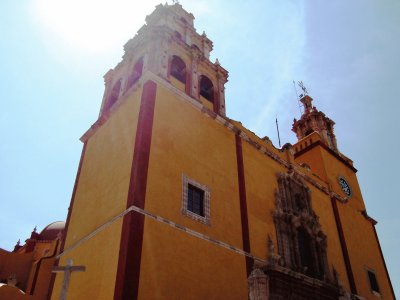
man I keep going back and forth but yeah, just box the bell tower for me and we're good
[292,95,338,152]
[99,3,228,117]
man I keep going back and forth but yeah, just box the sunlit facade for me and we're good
[1,3,394,300]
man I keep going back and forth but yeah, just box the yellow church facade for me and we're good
[46,3,394,300]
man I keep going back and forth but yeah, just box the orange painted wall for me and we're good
[139,84,248,299]
[241,141,283,259]
[49,76,394,300]
[318,147,394,298]
[0,238,62,300]
[51,87,142,300]
[30,256,57,299]
[243,141,350,292]
[337,203,394,299]
[0,249,33,291]
[136,81,357,298]
[295,137,394,299]
[0,285,29,300]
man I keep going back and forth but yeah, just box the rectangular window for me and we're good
[182,175,210,225]
[188,184,205,216]
[367,270,380,294]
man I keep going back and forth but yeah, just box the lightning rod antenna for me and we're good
[276,115,281,148]
[293,80,303,116]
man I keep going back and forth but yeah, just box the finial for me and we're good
[13,239,22,252]
[202,31,207,37]
[33,226,37,233]
[215,58,220,65]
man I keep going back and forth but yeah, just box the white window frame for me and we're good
[182,174,211,225]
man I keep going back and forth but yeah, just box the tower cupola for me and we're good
[99,3,228,117]
[292,95,338,152]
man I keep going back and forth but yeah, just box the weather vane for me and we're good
[297,81,308,96]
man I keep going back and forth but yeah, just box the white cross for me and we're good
[52,259,85,300]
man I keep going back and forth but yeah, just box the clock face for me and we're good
[338,176,352,197]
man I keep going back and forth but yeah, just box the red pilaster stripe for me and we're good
[372,225,396,299]
[235,133,253,277]
[330,198,357,295]
[47,142,88,300]
[114,80,157,300]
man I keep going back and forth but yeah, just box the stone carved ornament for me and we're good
[273,170,331,281]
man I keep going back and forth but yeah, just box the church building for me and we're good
[2,3,394,300]
[0,222,64,299]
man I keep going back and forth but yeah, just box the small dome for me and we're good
[39,221,65,241]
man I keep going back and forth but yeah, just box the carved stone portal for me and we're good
[273,171,330,280]
[249,171,341,300]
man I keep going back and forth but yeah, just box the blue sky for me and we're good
[0,0,398,296]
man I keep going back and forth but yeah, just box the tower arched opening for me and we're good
[170,55,186,84]
[104,79,122,112]
[126,57,144,91]
[199,75,214,102]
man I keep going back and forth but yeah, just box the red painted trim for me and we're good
[29,259,42,295]
[47,143,87,299]
[331,198,357,295]
[372,225,396,299]
[28,239,60,297]
[114,80,157,300]
[235,133,253,277]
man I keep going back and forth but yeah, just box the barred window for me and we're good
[188,184,204,216]
[182,175,210,225]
